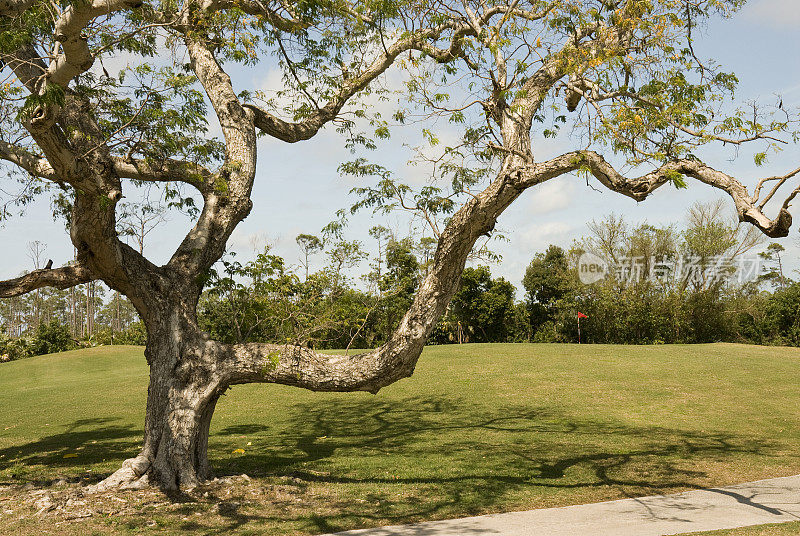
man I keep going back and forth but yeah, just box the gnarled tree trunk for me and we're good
[95,311,228,491]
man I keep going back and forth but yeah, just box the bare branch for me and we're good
[524,151,796,238]
[752,166,800,209]
[0,263,95,298]
[0,140,57,179]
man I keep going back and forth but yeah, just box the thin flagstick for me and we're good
[578,315,581,344]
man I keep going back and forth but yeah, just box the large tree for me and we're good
[523,245,573,333]
[0,0,797,491]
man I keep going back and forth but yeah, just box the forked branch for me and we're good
[244,26,460,143]
[49,0,144,87]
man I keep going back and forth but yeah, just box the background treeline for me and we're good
[0,241,143,360]
[523,203,798,346]
[0,279,144,360]
[2,201,798,359]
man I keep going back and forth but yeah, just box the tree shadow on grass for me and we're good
[0,417,140,484]
[0,398,788,535]
[207,396,784,534]
[218,424,270,436]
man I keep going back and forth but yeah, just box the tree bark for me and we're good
[94,312,226,491]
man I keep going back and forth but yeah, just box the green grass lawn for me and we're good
[687,522,800,535]
[0,343,799,535]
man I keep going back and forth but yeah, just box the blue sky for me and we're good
[2,0,799,295]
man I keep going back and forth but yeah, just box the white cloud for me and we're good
[742,0,800,28]
[519,221,575,251]
[527,180,575,215]
[257,68,286,97]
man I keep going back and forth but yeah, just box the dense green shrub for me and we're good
[763,283,800,347]
[0,334,32,361]
[28,321,76,356]
[91,322,148,346]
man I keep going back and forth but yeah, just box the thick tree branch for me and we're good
[222,342,419,393]
[166,37,257,280]
[245,22,469,142]
[753,166,800,209]
[112,156,215,193]
[49,0,143,87]
[0,263,95,298]
[0,140,56,179]
[489,17,633,137]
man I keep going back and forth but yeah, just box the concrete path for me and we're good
[321,474,800,536]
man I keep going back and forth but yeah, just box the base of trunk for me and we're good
[90,381,222,492]
[89,440,210,493]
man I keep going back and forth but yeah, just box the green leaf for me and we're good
[17,83,65,122]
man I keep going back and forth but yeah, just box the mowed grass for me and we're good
[0,343,799,535]
[687,522,800,535]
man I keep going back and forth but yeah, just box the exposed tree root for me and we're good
[88,454,152,493]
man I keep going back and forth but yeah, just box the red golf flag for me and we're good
[577,312,588,319]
